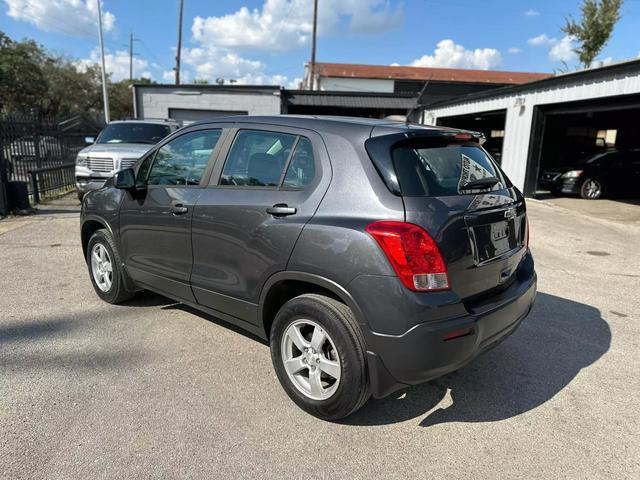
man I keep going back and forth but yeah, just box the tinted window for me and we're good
[220,130,296,187]
[393,144,505,196]
[96,123,171,145]
[283,137,315,188]
[148,129,221,186]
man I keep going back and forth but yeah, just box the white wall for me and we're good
[318,77,394,93]
[137,87,282,119]
[423,68,640,191]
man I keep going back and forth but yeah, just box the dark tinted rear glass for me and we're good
[96,123,171,145]
[392,144,506,196]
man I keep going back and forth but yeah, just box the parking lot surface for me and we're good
[1,195,639,479]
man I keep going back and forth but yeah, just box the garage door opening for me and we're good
[436,109,507,164]
[526,94,640,200]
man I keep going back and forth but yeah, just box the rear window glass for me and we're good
[392,144,506,196]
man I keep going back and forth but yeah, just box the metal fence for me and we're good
[0,113,102,208]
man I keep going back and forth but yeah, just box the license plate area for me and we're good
[464,203,526,265]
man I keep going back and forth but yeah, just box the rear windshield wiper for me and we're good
[459,176,501,190]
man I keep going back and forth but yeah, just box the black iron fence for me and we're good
[0,113,102,210]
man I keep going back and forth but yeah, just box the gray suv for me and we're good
[75,119,180,200]
[80,116,536,420]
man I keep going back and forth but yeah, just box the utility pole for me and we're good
[129,32,134,81]
[127,32,140,81]
[96,0,110,122]
[309,0,318,90]
[175,0,184,85]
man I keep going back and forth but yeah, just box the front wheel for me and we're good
[270,294,370,420]
[580,178,603,199]
[86,229,134,304]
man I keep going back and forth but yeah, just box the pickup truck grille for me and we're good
[120,158,139,169]
[87,157,114,173]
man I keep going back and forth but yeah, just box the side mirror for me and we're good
[84,136,95,144]
[114,168,135,190]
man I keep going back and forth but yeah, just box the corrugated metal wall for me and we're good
[423,68,640,191]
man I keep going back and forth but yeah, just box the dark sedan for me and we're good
[539,149,640,199]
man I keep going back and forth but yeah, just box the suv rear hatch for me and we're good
[365,127,528,300]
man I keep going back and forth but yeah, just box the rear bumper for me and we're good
[358,253,537,398]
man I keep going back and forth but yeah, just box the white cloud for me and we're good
[549,36,577,62]
[3,0,116,37]
[528,34,556,46]
[410,39,502,70]
[75,48,152,82]
[192,0,403,52]
[182,47,264,79]
[508,47,521,54]
[524,9,540,16]
[528,33,577,63]
[162,70,176,82]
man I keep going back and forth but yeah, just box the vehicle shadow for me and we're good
[160,302,269,346]
[122,291,178,308]
[344,292,611,427]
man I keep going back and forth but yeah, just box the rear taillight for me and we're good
[365,221,450,292]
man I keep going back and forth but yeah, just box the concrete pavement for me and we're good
[1,195,639,479]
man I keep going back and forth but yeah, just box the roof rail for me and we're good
[119,117,179,123]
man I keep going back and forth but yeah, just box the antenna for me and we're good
[406,77,432,125]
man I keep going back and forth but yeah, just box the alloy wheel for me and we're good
[583,179,602,199]
[280,319,341,401]
[90,243,113,292]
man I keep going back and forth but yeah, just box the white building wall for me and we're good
[318,77,394,93]
[423,69,640,191]
[138,88,282,119]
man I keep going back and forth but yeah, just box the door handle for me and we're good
[266,203,297,217]
[170,204,189,215]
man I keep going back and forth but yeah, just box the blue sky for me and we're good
[2,0,640,85]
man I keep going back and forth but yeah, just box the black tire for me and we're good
[270,294,370,420]
[580,178,603,199]
[86,229,134,304]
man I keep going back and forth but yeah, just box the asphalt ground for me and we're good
[1,195,639,479]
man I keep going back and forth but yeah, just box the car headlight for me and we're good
[561,170,583,178]
[76,155,87,167]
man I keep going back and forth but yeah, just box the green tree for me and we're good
[0,32,48,112]
[109,77,155,120]
[563,0,624,68]
[40,55,102,116]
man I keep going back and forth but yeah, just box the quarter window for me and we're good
[147,129,222,186]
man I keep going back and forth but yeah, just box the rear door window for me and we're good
[392,144,506,196]
[219,130,315,189]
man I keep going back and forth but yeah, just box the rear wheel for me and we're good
[580,178,603,199]
[270,294,369,420]
[86,229,134,304]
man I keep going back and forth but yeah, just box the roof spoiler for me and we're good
[364,129,486,196]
